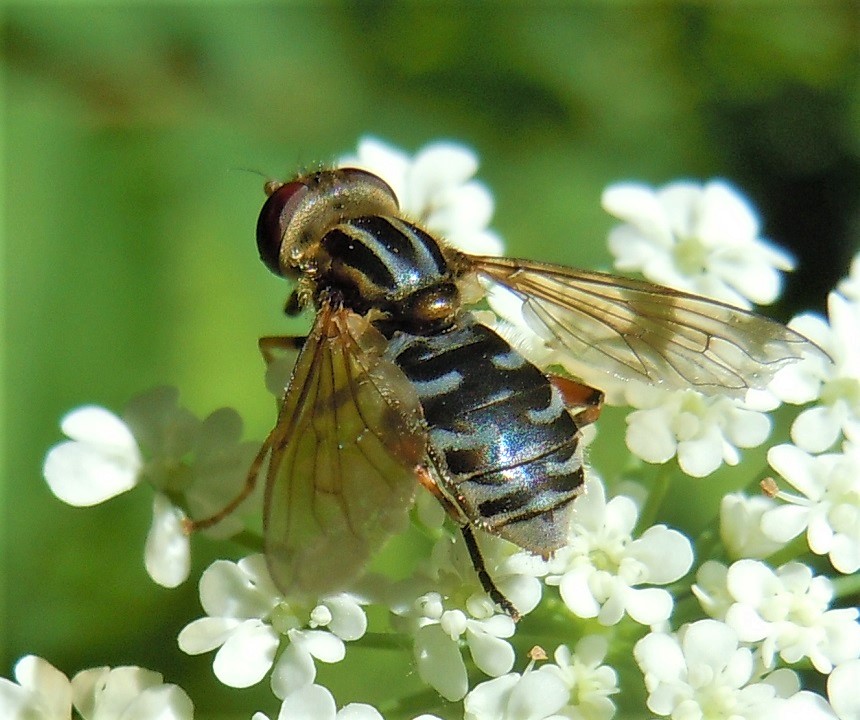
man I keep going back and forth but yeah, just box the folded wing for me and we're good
[263,297,427,600]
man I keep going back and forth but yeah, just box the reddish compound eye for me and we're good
[256,180,308,276]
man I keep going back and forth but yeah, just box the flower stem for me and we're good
[357,631,412,651]
[636,463,673,533]
[764,534,808,568]
[378,687,452,719]
[831,571,860,600]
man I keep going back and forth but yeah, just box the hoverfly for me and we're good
[195,167,822,619]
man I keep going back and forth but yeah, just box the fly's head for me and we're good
[256,168,400,282]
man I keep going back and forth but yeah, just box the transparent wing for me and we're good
[263,298,427,601]
[471,255,826,397]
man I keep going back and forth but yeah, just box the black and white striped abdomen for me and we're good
[387,316,584,555]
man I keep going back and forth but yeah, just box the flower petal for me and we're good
[212,620,278,688]
[625,587,673,625]
[829,659,860,720]
[12,655,72,718]
[791,406,843,454]
[275,684,336,720]
[144,494,190,588]
[558,568,600,619]
[44,407,142,506]
[292,630,345,664]
[322,596,367,641]
[118,683,194,720]
[415,624,468,702]
[466,628,514,678]
[270,643,316,700]
[177,617,240,655]
[629,526,693,583]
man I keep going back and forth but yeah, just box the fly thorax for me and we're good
[317,215,460,332]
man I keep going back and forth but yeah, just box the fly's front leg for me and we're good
[259,335,306,398]
[259,335,307,364]
[185,336,304,535]
[416,465,521,621]
[548,375,604,428]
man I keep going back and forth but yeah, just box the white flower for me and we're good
[70,665,193,720]
[463,655,570,720]
[624,385,772,477]
[42,402,190,587]
[256,683,383,720]
[720,492,785,560]
[464,671,569,720]
[0,655,193,720]
[338,136,503,256]
[178,555,367,698]
[0,655,72,720]
[775,660,860,720]
[545,476,693,626]
[464,640,618,720]
[388,532,537,702]
[770,292,860,452]
[828,659,860,720]
[401,598,515,702]
[764,442,860,573]
[603,179,794,308]
[692,560,735,620]
[722,560,860,673]
[541,637,619,720]
[43,405,143,506]
[635,619,801,720]
[777,661,860,720]
[42,388,259,588]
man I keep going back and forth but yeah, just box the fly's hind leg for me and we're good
[549,375,604,428]
[416,466,521,621]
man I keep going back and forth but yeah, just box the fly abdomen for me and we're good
[387,317,584,555]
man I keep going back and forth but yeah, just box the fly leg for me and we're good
[184,427,275,532]
[416,465,521,621]
[548,375,604,428]
[185,335,306,534]
[259,335,307,364]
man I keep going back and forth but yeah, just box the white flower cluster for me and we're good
[29,137,860,719]
[42,387,259,588]
[464,638,619,720]
[545,477,693,626]
[602,180,805,478]
[693,559,860,673]
[603,179,795,309]
[635,619,803,720]
[178,555,368,698]
[0,655,193,720]
[339,137,504,257]
[388,530,542,702]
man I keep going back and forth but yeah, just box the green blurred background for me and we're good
[4,3,859,718]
